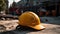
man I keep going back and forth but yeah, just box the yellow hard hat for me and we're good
[18,11,45,30]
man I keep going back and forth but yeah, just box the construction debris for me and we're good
[0,20,19,32]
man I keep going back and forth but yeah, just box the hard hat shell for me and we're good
[18,11,45,30]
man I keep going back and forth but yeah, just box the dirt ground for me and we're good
[0,17,60,34]
[0,23,60,34]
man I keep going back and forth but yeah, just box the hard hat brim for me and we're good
[28,24,45,30]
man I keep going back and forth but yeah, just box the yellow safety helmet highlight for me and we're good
[18,11,45,30]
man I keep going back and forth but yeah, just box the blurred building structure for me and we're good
[8,0,60,16]
[9,0,18,15]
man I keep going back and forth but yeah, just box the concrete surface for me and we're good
[0,17,60,34]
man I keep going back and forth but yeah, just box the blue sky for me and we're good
[8,0,21,7]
